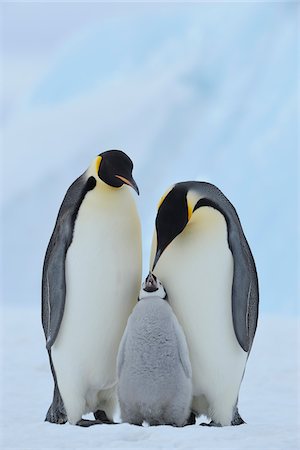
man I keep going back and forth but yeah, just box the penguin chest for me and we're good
[52,186,141,389]
[154,206,247,394]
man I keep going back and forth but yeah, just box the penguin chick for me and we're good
[117,273,192,427]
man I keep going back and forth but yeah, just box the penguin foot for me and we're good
[94,409,114,424]
[200,418,246,427]
[200,421,221,427]
[185,412,196,426]
[76,418,115,427]
[45,403,67,424]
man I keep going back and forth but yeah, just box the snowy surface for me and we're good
[1,307,299,449]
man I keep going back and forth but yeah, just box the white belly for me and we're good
[52,184,141,419]
[153,207,247,410]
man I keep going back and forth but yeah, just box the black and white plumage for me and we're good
[117,273,193,427]
[150,181,259,426]
[42,150,141,426]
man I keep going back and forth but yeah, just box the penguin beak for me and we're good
[115,175,139,195]
[152,248,162,271]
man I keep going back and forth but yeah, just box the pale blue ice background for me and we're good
[2,1,298,315]
[1,2,299,449]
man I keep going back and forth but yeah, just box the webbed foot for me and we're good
[93,409,115,424]
[200,421,221,427]
[76,418,115,427]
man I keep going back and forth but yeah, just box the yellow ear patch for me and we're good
[95,155,102,173]
[186,190,201,221]
[157,185,174,210]
[187,200,194,221]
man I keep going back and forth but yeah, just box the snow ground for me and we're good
[0,307,299,449]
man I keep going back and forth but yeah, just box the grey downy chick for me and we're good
[117,273,192,426]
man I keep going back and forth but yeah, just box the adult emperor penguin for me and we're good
[117,273,192,427]
[42,150,142,427]
[150,181,259,427]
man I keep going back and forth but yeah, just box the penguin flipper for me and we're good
[42,174,96,349]
[45,350,67,424]
[192,182,259,354]
[45,383,67,424]
[229,226,259,353]
[231,406,245,425]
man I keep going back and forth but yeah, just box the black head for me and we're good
[152,184,190,270]
[98,150,139,194]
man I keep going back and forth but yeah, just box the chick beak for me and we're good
[144,272,158,292]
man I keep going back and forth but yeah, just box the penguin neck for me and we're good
[95,177,127,195]
[81,171,137,224]
[84,168,129,197]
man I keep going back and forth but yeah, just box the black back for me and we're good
[41,174,96,349]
